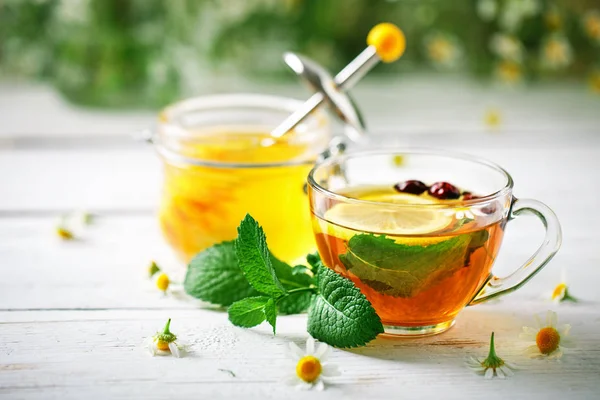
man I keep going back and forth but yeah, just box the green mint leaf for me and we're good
[307,262,383,348]
[271,255,314,315]
[228,296,271,328]
[291,265,311,275]
[306,252,321,269]
[339,234,472,298]
[184,241,259,306]
[235,215,286,298]
[264,297,277,334]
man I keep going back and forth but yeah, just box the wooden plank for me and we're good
[0,304,598,399]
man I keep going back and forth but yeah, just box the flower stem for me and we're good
[285,287,316,295]
[488,332,497,359]
[163,318,172,334]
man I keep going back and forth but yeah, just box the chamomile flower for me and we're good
[424,33,463,69]
[520,310,575,359]
[495,60,522,84]
[392,155,405,167]
[489,34,524,63]
[477,0,498,22]
[146,318,186,358]
[544,7,562,31]
[589,69,600,94]
[484,108,502,128]
[447,206,485,222]
[466,332,516,379]
[56,226,75,240]
[582,10,600,44]
[287,337,340,391]
[540,35,573,70]
[551,271,578,303]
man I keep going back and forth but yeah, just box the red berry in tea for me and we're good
[428,182,461,200]
[394,180,429,195]
[462,192,480,201]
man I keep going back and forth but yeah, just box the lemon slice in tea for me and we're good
[322,191,453,239]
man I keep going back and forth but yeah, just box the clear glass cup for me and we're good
[308,149,562,336]
[155,93,331,263]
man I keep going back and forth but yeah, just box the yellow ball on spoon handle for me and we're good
[367,22,406,63]
[270,22,405,139]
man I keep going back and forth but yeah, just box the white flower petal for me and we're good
[147,341,157,356]
[321,364,340,377]
[534,313,543,329]
[519,332,536,341]
[558,324,571,336]
[547,310,557,328]
[288,342,304,360]
[524,345,541,357]
[549,348,563,359]
[484,368,494,379]
[169,342,182,358]
[500,366,514,377]
[306,337,315,355]
[504,361,518,370]
[522,326,538,336]
[465,357,483,369]
[295,382,312,391]
[314,380,325,391]
[285,375,301,386]
[496,367,505,379]
[314,342,331,360]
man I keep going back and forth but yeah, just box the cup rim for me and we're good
[155,93,331,169]
[307,147,515,208]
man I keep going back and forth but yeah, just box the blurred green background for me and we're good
[1,0,599,108]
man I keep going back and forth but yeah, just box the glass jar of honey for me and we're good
[154,93,331,264]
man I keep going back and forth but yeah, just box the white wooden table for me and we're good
[1,78,600,399]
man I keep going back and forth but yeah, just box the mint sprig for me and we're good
[184,241,258,306]
[183,214,384,348]
[235,215,286,298]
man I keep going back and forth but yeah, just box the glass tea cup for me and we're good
[307,149,562,336]
[154,94,331,264]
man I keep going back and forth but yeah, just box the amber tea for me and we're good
[312,183,506,333]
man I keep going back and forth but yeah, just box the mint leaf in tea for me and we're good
[339,233,472,298]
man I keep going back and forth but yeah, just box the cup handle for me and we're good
[468,197,562,305]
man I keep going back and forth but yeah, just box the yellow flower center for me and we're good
[536,327,560,354]
[485,110,501,127]
[585,16,600,39]
[497,61,521,83]
[296,356,322,383]
[156,273,170,292]
[156,340,170,352]
[551,283,567,301]
[590,72,600,94]
[428,38,453,63]
[544,40,568,63]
